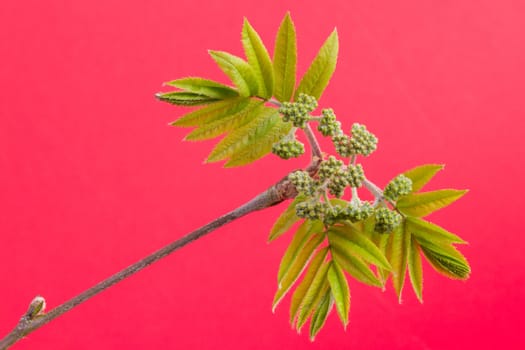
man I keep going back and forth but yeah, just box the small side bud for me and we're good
[26,296,46,320]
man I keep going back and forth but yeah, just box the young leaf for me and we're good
[277,220,323,282]
[185,100,263,141]
[170,97,250,127]
[273,13,297,102]
[407,236,423,302]
[225,115,291,167]
[406,216,467,245]
[295,29,338,100]
[396,189,468,217]
[418,240,471,280]
[388,222,411,302]
[403,164,444,192]
[164,77,239,99]
[269,195,306,242]
[242,19,274,98]
[209,50,259,97]
[328,225,391,270]
[290,247,329,326]
[309,289,333,341]
[327,261,350,328]
[156,91,219,106]
[296,262,330,332]
[331,248,382,287]
[206,106,277,163]
[273,233,325,311]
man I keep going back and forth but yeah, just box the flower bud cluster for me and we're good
[383,175,413,201]
[296,201,328,221]
[346,201,374,223]
[349,123,378,156]
[346,164,365,188]
[289,171,315,196]
[317,109,341,137]
[331,123,378,158]
[272,139,305,159]
[279,93,318,128]
[374,207,402,233]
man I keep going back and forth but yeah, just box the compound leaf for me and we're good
[277,220,323,282]
[309,289,333,341]
[332,248,382,287]
[273,232,325,311]
[269,195,306,242]
[388,222,411,303]
[206,106,277,163]
[418,240,470,280]
[185,100,263,141]
[407,236,423,302]
[290,247,328,326]
[225,113,291,167]
[273,12,297,102]
[209,50,259,97]
[406,216,467,245]
[296,261,330,332]
[327,261,350,328]
[170,97,250,127]
[295,29,338,100]
[164,77,239,99]
[242,19,274,98]
[403,164,444,192]
[328,225,391,270]
[396,190,468,217]
[156,91,219,106]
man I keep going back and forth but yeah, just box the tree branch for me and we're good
[0,166,317,349]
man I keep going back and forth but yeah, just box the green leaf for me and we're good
[277,220,323,282]
[309,289,333,341]
[185,100,263,141]
[164,77,239,99]
[406,216,467,245]
[328,225,391,270]
[273,13,297,102]
[295,29,338,100]
[419,240,471,280]
[327,262,350,328]
[156,91,219,106]
[170,97,250,127]
[388,222,411,302]
[396,189,468,217]
[206,106,278,163]
[407,236,423,302]
[225,115,291,167]
[209,50,259,97]
[269,195,306,242]
[273,232,325,311]
[242,19,274,98]
[332,248,382,287]
[403,164,444,192]
[296,261,330,331]
[290,247,329,326]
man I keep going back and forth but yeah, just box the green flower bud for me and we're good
[374,207,402,233]
[272,139,305,159]
[350,123,378,156]
[346,164,365,188]
[384,175,413,201]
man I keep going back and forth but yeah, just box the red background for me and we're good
[1,0,524,349]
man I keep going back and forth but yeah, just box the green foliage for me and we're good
[159,13,470,340]
[269,164,470,336]
[396,189,468,217]
[242,19,274,98]
[273,13,297,102]
[295,29,339,100]
[209,50,259,97]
